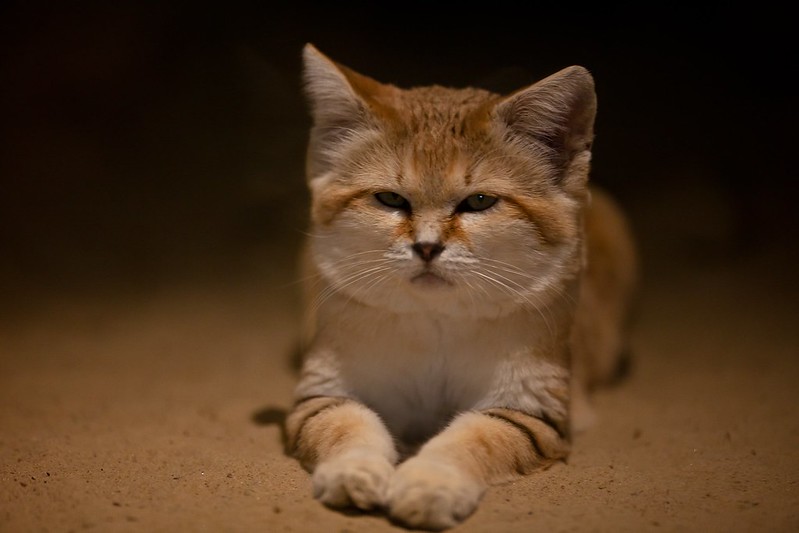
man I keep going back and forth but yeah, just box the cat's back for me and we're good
[584,186,637,299]
[573,185,638,387]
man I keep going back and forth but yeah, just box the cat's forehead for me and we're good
[379,86,499,198]
[391,86,495,135]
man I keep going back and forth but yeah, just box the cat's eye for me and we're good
[375,191,411,211]
[457,194,498,213]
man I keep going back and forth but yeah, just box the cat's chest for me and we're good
[320,303,535,441]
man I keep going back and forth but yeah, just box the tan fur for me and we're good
[287,44,637,530]
[574,187,638,387]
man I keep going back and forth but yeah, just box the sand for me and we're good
[2,229,798,532]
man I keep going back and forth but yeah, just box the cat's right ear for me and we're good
[302,44,391,179]
[494,66,596,195]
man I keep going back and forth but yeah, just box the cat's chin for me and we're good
[410,271,451,288]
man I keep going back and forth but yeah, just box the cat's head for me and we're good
[302,44,595,317]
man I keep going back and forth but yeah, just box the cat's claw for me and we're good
[387,458,484,531]
[312,451,394,511]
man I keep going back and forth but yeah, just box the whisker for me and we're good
[474,255,577,308]
[483,265,565,339]
[293,256,393,296]
[311,265,394,314]
[347,269,395,309]
[470,269,555,340]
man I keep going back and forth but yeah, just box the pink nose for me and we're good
[412,241,444,262]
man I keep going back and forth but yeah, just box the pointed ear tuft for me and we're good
[495,66,597,189]
[302,44,391,178]
[303,44,366,131]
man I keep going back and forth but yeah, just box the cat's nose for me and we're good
[412,241,445,262]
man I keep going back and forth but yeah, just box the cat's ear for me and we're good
[495,66,596,193]
[302,44,392,178]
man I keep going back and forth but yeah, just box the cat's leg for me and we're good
[387,408,568,531]
[286,396,398,511]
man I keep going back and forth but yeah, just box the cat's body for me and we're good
[286,44,637,530]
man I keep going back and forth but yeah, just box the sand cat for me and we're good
[286,44,637,530]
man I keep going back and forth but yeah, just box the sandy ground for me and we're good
[2,228,798,532]
[1,5,797,532]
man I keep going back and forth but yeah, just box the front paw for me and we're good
[312,450,395,511]
[387,458,484,531]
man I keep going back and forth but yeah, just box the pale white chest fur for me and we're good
[297,291,569,445]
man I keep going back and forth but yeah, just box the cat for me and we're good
[285,43,637,531]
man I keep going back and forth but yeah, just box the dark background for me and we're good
[1,2,795,304]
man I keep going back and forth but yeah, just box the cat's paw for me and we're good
[387,458,484,531]
[312,450,395,511]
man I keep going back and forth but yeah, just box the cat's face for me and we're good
[303,46,595,317]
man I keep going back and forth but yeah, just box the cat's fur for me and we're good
[285,44,637,530]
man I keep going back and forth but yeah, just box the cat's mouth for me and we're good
[410,270,451,287]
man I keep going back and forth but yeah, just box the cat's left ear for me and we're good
[495,66,596,194]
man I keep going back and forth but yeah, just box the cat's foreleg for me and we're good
[286,396,398,510]
[387,408,568,530]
